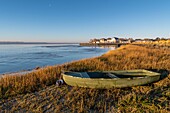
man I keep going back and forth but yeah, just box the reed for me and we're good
[0,44,170,112]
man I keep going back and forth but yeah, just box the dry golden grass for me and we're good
[0,44,170,112]
[133,39,170,47]
[0,66,62,98]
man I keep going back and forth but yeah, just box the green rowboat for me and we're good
[62,70,160,88]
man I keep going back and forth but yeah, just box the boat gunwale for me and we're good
[62,69,160,80]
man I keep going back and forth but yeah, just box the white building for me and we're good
[107,37,119,43]
[100,38,107,43]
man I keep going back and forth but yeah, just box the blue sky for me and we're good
[0,0,170,42]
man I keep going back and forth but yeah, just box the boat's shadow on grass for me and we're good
[146,69,169,80]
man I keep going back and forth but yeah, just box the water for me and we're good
[0,44,112,74]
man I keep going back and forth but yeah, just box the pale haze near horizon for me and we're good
[0,0,170,42]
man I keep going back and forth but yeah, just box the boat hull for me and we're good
[62,70,160,88]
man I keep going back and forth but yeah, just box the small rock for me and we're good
[56,79,64,87]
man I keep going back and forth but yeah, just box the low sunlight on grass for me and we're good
[0,44,170,112]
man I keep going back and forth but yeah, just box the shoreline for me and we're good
[0,46,113,77]
[1,43,169,77]
[0,44,112,76]
[0,70,36,77]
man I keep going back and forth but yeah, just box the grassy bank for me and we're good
[0,44,170,112]
[133,39,170,47]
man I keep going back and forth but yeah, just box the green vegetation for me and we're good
[0,44,170,112]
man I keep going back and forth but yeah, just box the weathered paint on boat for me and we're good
[62,70,160,88]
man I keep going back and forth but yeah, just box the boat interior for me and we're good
[87,72,147,78]
[65,71,147,79]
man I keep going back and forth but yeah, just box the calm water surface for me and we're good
[0,44,112,74]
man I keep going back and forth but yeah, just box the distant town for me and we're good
[89,37,170,44]
[0,37,170,45]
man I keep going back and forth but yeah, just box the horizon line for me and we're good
[0,41,80,44]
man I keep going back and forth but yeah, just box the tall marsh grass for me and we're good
[0,66,62,98]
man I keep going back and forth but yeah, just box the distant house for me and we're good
[119,38,131,43]
[134,39,143,43]
[134,38,153,43]
[107,37,119,43]
[89,39,100,43]
[128,38,134,43]
[143,38,153,42]
[107,38,112,43]
[100,38,107,43]
[112,37,119,43]
[94,39,100,43]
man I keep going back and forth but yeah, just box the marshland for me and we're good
[0,43,170,113]
[1,0,170,112]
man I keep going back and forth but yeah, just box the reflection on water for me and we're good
[99,45,116,50]
[0,44,112,74]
